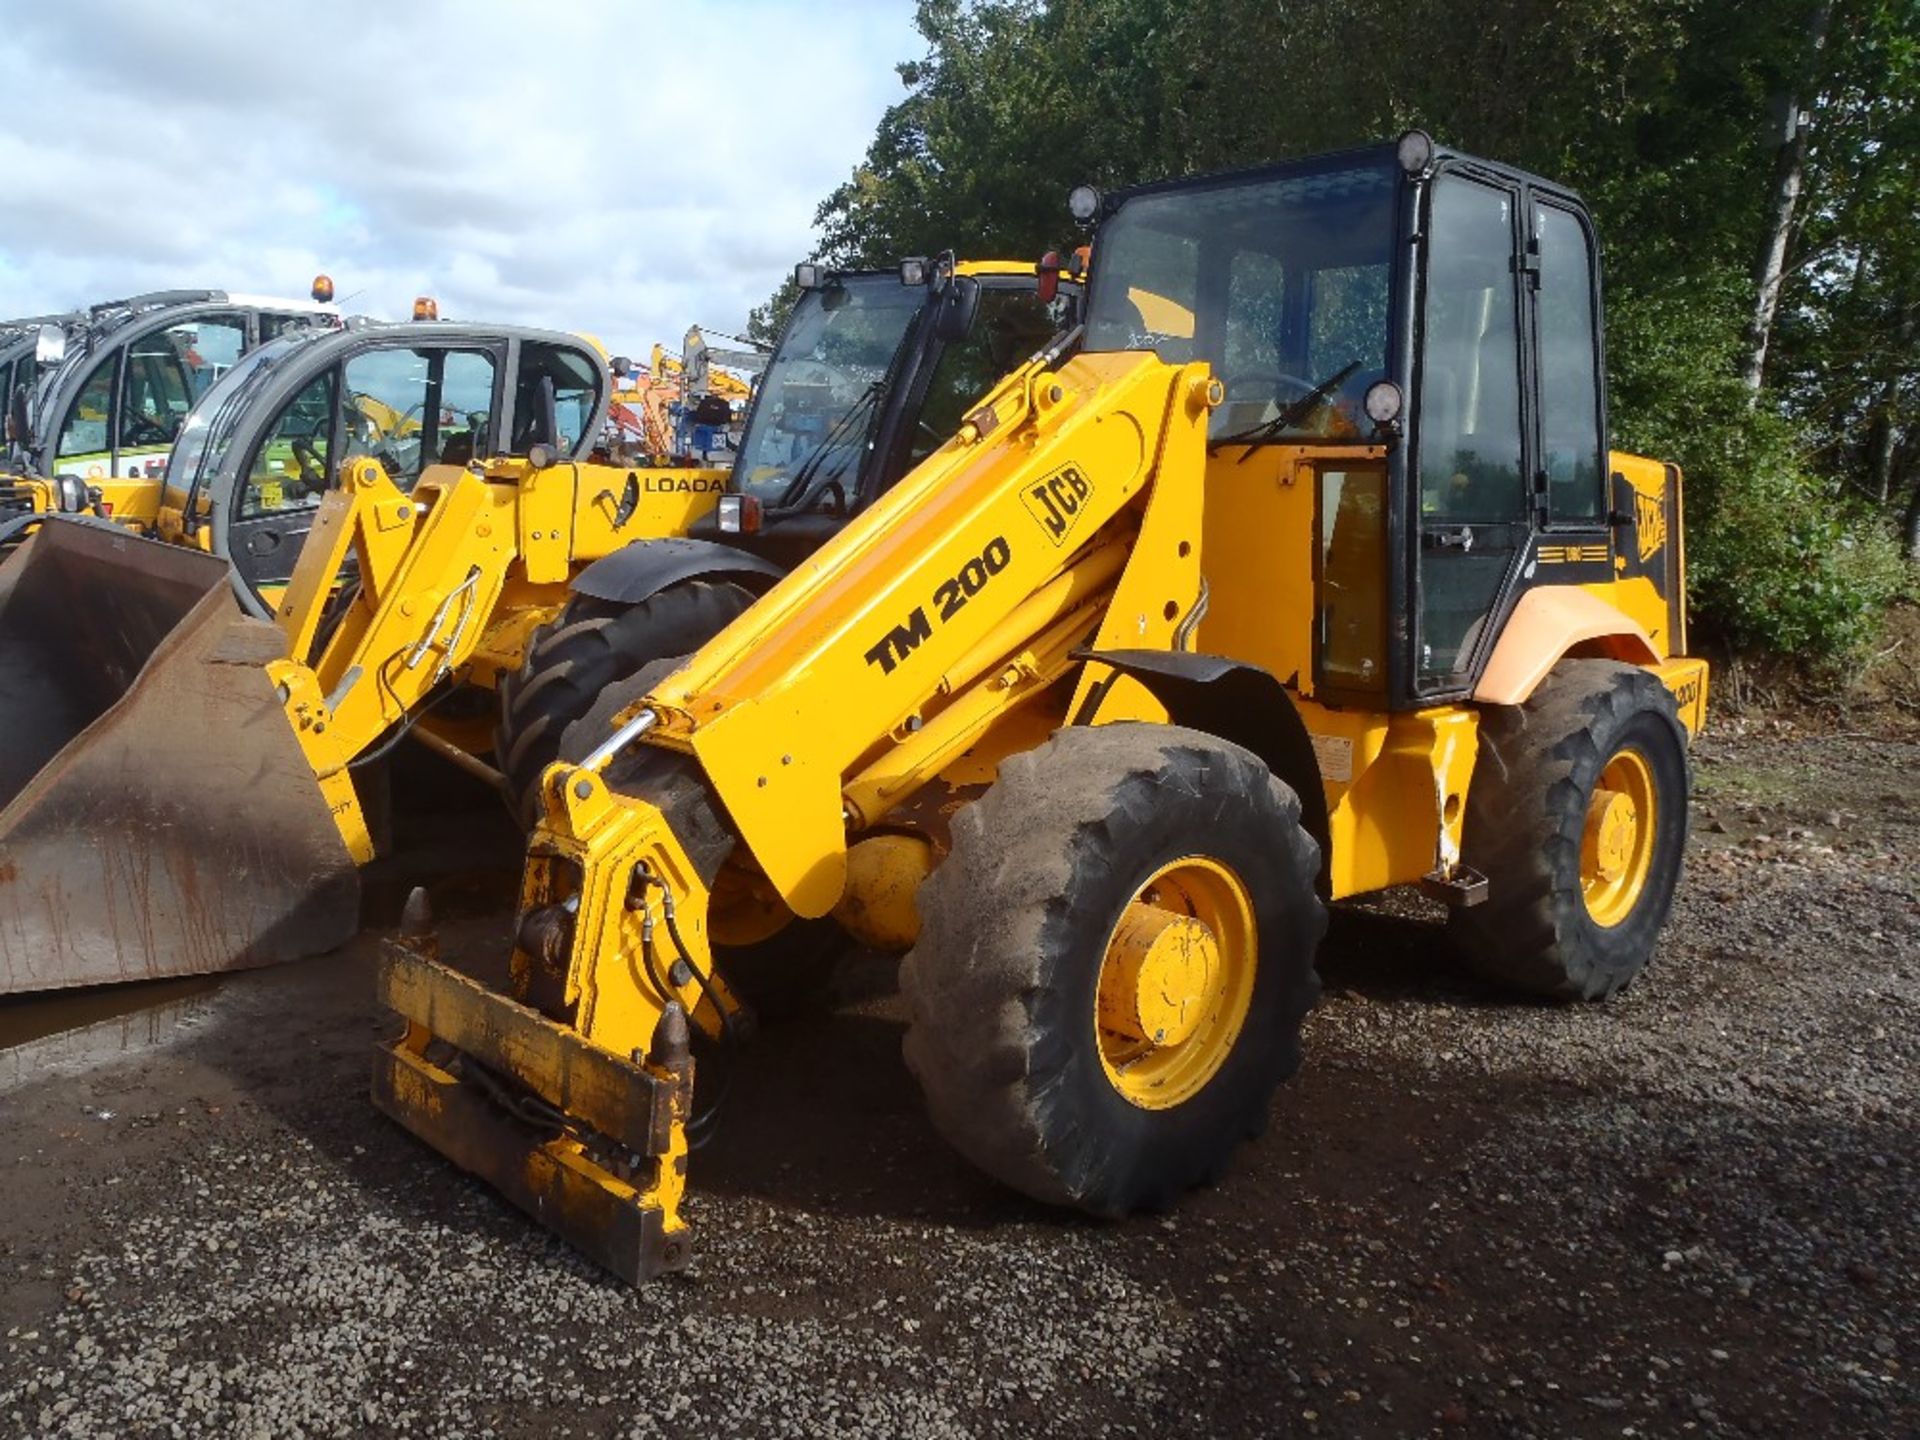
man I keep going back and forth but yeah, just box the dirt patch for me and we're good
[1,726,1915,1438]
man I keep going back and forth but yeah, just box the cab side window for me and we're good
[343,347,498,489]
[1416,178,1525,523]
[908,287,1065,464]
[437,350,496,465]
[55,356,115,461]
[512,344,598,454]
[1223,250,1288,386]
[240,369,337,517]
[121,317,246,450]
[1535,205,1605,521]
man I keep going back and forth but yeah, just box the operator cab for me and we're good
[12,288,344,503]
[166,322,607,601]
[1078,133,1663,711]
[699,255,1080,567]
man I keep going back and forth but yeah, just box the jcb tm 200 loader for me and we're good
[376,134,1709,1281]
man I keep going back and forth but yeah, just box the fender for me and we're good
[1473,586,1660,706]
[1074,647,1332,877]
[570,536,786,606]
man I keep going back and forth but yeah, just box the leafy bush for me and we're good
[1606,275,1908,664]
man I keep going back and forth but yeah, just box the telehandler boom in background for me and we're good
[376,134,1709,1283]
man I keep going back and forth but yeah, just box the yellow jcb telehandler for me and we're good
[374,134,1710,1283]
[0,321,724,992]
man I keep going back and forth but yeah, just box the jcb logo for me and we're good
[1636,487,1668,562]
[1022,465,1093,546]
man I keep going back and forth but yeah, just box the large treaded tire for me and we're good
[494,580,753,827]
[900,723,1325,1214]
[1449,659,1691,1000]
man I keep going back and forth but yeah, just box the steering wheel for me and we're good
[291,434,328,495]
[123,411,174,446]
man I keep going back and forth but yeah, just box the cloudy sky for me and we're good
[0,0,922,356]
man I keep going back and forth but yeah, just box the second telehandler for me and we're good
[375,134,1710,1282]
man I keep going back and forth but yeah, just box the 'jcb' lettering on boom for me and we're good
[1022,465,1093,546]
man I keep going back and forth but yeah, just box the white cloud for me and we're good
[0,0,921,355]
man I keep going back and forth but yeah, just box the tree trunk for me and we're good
[1870,301,1915,504]
[1904,466,1920,562]
[1742,1,1833,397]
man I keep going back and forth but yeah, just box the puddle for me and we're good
[0,974,223,1091]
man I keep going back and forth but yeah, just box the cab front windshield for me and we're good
[1083,156,1398,442]
[733,274,925,508]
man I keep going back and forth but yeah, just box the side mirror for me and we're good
[34,324,65,365]
[609,354,631,377]
[934,276,981,343]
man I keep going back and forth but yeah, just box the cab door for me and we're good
[115,311,248,478]
[1410,169,1531,693]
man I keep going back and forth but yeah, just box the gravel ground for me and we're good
[0,723,1915,1439]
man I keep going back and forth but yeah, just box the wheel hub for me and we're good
[1098,903,1221,1047]
[1093,856,1258,1110]
[1579,747,1658,928]
[1584,787,1638,882]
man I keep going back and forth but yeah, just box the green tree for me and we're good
[786,0,1917,656]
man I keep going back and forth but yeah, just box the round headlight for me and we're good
[1396,129,1436,175]
[55,473,88,513]
[1363,380,1404,426]
[1067,184,1101,223]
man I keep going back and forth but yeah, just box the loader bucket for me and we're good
[0,520,359,992]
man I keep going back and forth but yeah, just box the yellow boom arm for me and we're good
[528,349,1216,1049]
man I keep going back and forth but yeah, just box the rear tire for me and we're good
[494,580,754,827]
[901,724,1324,1214]
[1449,659,1690,1000]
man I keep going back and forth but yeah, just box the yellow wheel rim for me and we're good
[1095,856,1257,1110]
[1581,747,1658,928]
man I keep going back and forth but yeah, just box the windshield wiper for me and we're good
[776,379,883,511]
[1210,359,1363,463]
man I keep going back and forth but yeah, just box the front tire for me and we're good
[901,724,1325,1214]
[1449,659,1691,999]
[552,655,841,1023]
[494,580,754,827]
